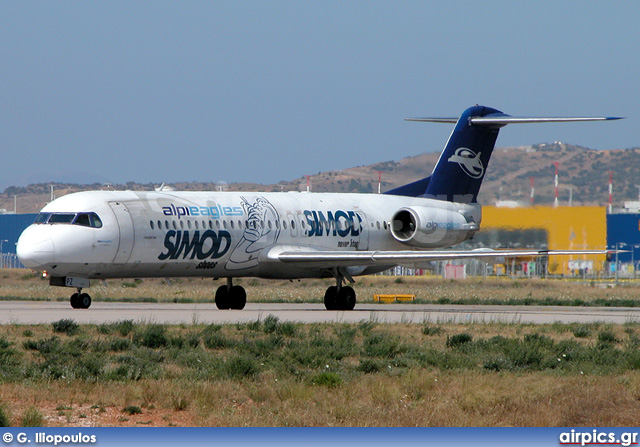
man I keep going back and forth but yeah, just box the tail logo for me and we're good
[448,147,484,179]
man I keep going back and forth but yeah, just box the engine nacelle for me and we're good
[390,206,477,248]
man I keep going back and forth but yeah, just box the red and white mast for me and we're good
[608,171,613,213]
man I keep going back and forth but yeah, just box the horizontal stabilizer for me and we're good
[406,115,624,127]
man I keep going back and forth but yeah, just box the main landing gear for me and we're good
[323,270,357,311]
[70,288,92,309]
[215,278,247,310]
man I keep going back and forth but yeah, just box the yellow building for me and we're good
[480,206,607,274]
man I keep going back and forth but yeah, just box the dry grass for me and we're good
[2,319,640,426]
[2,269,640,306]
[2,371,640,426]
[3,270,640,427]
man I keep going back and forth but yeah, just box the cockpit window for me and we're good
[74,213,92,227]
[34,213,51,224]
[47,213,76,224]
[34,212,102,228]
[74,213,103,228]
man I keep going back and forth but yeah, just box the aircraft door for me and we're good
[109,202,135,264]
[355,211,369,251]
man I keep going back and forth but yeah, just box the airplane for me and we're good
[16,105,623,311]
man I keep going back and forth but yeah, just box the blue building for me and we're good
[607,213,640,266]
[0,214,37,254]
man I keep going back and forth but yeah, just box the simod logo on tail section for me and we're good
[447,147,485,179]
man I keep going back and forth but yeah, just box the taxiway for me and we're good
[1,301,639,325]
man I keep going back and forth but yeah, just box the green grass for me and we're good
[3,319,640,426]
[3,318,640,387]
[21,407,44,427]
[52,319,80,336]
[122,405,142,415]
[0,404,10,427]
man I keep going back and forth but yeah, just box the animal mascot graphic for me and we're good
[225,196,280,271]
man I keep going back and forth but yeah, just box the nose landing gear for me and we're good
[70,288,92,309]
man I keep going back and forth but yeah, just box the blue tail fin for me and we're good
[386,105,622,202]
[386,105,503,202]
[423,105,503,202]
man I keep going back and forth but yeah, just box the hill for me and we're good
[2,143,640,213]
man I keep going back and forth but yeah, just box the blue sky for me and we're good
[0,1,637,189]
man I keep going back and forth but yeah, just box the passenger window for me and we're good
[187,221,192,229]
[283,221,288,230]
[180,221,184,229]
[291,220,295,229]
[383,221,388,230]
[223,221,227,229]
[172,221,177,230]
[216,221,220,230]
[376,221,380,230]
[230,221,235,229]
[150,220,154,230]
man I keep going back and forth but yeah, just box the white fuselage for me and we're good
[17,190,481,281]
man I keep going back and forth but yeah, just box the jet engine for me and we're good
[390,206,477,248]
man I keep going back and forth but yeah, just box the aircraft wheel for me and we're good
[229,285,247,310]
[215,285,230,310]
[337,286,356,311]
[324,286,338,310]
[70,293,80,309]
[79,293,92,309]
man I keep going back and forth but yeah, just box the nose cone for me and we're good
[17,226,55,269]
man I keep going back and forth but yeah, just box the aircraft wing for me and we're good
[272,247,611,269]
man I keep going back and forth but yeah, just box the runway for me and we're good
[1,301,640,325]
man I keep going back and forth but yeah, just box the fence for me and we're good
[0,253,24,269]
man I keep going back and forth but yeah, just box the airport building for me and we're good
[480,206,608,275]
[606,213,640,276]
[0,214,36,268]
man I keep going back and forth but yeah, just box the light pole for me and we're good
[615,242,626,283]
[633,244,640,280]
